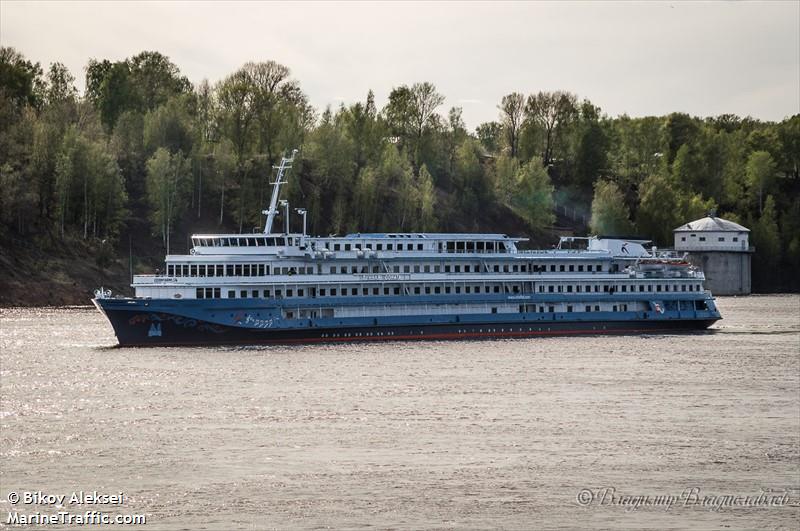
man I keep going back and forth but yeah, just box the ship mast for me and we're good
[263,149,298,234]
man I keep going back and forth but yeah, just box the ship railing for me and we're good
[649,250,687,259]
[638,271,699,279]
[673,245,755,252]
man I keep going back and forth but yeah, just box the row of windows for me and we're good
[318,240,509,253]
[337,262,603,274]
[202,283,531,300]
[168,264,316,277]
[320,241,427,252]
[191,236,511,253]
[281,301,708,321]
[442,241,507,253]
[168,262,606,277]
[518,304,625,313]
[681,235,740,242]
[552,301,700,312]
[193,281,701,299]
[293,304,636,320]
[537,283,701,293]
[197,288,221,299]
[523,304,631,312]
[193,236,299,248]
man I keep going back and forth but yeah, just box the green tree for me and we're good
[680,193,716,222]
[775,115,799,180]
[383,85,413,143]
[0,161,36,232]
[214,61,310,232]
[493,154,520,204]
[663,112,699,164]
[85,51,190,131]
[85,59,135,131]
[45,62,78,105]
[31,119,61,218]
[303,105,356,233]
[636,173,681,244]
[143,95,194,156]
[453,139,485,216]
[51,125,125,240]
[415,164,437,231]
[671,143,704,191]
[111,110,146,200]
[354,165,379,230]
[0,46,44,108]
[441,106,468,183]
[589,179,634,235]
[146,147,190,251]
[523,90,577,166]
[476,121,502,154]
[86,140,127,239]
[373,144,416,230]
[243,60,302,163]
[127,51,191,111]
[215,68,257,230]
[745,150,777,215]
[342,90,382,172]
[607,115,665,192]
[384,82,444,169]
[750,195,781,288]
[573,101,609,191]
[781,198,800,279]
[514,158,555,232]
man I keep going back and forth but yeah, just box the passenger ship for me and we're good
[93,150,721,346]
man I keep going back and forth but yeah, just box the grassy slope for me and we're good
[0,233,135,307]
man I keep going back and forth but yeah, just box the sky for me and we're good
[2,1,798,129]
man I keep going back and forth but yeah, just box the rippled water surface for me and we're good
[1,295,799,530]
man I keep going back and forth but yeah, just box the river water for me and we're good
[1,295,798,530]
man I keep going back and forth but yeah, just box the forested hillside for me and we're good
[0,48,797,304]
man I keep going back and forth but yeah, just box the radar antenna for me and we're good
[263,149,298,234]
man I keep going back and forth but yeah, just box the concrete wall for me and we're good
[686,251,752,295]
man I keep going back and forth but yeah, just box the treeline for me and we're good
[0,48,797,290]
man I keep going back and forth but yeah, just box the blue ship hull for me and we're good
[94,297,720,347]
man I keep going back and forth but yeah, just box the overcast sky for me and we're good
[2,1,798,128]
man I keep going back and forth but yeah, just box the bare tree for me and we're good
[409,82,444,168]
[498,92,524,158]
[409,82,444,140]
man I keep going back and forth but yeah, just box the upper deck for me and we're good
[183,232,662,265]
[187,232,526,257]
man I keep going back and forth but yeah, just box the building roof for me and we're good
[674,216,749,233]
